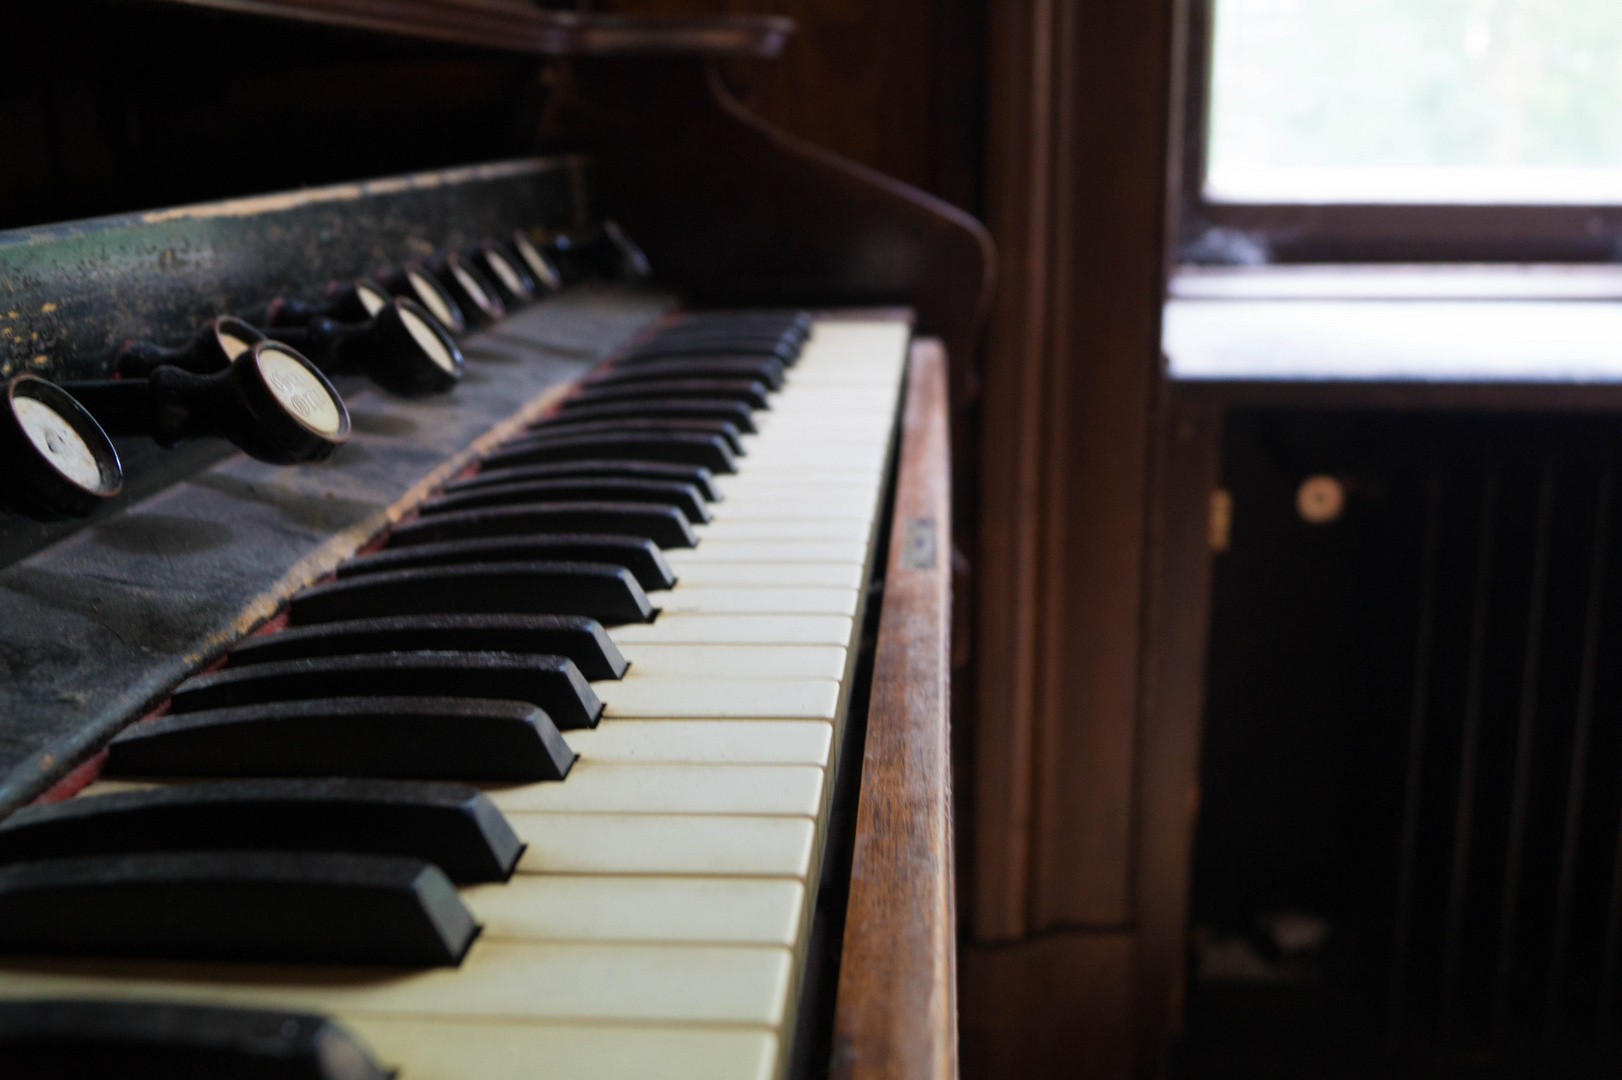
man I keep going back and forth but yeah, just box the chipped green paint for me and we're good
[0,155,586,381]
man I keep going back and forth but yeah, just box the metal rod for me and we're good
[1549,464,1612,1038]
[1442,465,1498,1035]
[1494,458,1556,1034]
[1390,458,1446,1041]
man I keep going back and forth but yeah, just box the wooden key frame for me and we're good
[831,340,956,1080]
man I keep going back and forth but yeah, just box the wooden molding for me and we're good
[833,339,957,1080]
[145,0,794,55]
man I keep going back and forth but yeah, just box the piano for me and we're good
[0,5,991,1079]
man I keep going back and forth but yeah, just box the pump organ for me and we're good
[0,5,990,1078]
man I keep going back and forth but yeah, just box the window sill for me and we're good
[1165,265,1622,410]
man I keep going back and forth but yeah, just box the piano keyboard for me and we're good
[0,311,912,1080]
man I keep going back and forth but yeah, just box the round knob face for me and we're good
[1,376,122,519]
[512,232,562,291]
[450,262,497,317]
[256,346,346,438]
[407,270,459,331]
[357,281,391,317]
[213,316,266,364]
[483,248,530,300]
[399,303,459,375]
[14,395,106,491]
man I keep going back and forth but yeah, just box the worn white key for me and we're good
[718,483,876,501]
[714,474,878,494]
[598,678,839,719]
[665,541,868,564]
[344,1019,778,1080]
[566,720,833,765]
[464,877,806,947]
[648,587,858,616]
[486,763,824,816]
[610,614,853,645]
[0,940,795,1026]
[694,520,871,542]
[511,813,816,877]
[666,563,863,588]
[614,643,847,679]
[711,498,873,521]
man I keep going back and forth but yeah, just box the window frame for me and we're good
[1177,0,1622,265]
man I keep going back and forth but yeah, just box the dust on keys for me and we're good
[0,312,911,1080]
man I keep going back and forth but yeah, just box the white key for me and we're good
[566,720,833,765]
[610,614,853,645]
[598,677,839,719]
[693,520,871,542]
[511,813,816,877]
[711,499,874,521]
[464,876,806,947]
[665,541,868,564]
[0,940,795,1026]
[648,587,859,616]
[615,643,847,679]
[486,763,824,816]
[666,563,863,588]
[344,1019,778,1080]
[714,475,879,495]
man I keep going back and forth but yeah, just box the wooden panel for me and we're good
[959,933,1136,1080]
[975,0,1181,938]
[598,0,987,209]
[832,339,956,1080]
[1133,402,1221,1074]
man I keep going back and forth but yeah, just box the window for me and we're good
[1180,0,1622,262]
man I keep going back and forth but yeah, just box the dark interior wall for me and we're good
[0,2,549,230]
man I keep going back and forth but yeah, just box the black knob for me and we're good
[269,298,464,397]
[0,376,123,520]
[381,264,468,338]
[242,279,394,330]
[511,229,563,293]
[469,240,537,308]
[65,342,350,465]
[549,220,651,283]
[114,316,265,379]
[431,251,505,329]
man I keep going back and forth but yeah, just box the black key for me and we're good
[0,999,391,1080]
[381,503,696,550]
[230,614,628,680]
[421,478,710,524]
[106,696,576,782]
[523,417,745,455]
[481,432,736,474]
[0,779,523,884]
[448,460,722,504]
[564,378,771,411]
[291,561,654,627]
[0,851,477,966]
[364,535,673,595]
[539,398,758,432]
[171,651,603,731]
[643,322,801,345]
[625,338,797,363]
[591,357,786,389]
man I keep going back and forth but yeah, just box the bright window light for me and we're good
[1206,0,1622,204]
